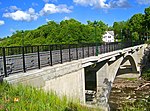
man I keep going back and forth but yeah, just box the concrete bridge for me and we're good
[3,42,147,110]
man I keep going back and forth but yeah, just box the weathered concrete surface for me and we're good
[4,60,85,103]
[43,68,85,103]
[83,44,147,110]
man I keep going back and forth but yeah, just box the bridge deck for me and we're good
[0,42,143,77]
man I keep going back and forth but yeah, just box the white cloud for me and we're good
[9,6,20,11]
[0,20,5,25]
[74,0,103,7]
[10,28,16,32]
[3,3,72,22]
[73,0,130,8]
[46,18,52,22]
[4,6,20,12]
[109,0,131,8]
[43,0,57,3]
[32,2,38,7]
[136,0,150,5]
[50,0,57,2]
[3,8,38,22]
[64,16,70,20]
[43,0,50,3]
[40,3,73,15]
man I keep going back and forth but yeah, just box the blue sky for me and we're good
[0,0,150,38]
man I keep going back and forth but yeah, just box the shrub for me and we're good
[142,68,150,81]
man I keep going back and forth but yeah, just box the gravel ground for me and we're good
[109,74,150,111]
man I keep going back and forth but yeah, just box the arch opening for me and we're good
[116,55,138,76]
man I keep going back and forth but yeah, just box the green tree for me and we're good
[132,32,139,41]
[128,13,144,32]
[144,6,150,29]
[87,20,107,42]
[0,19,107,46]
[113,21,128,41]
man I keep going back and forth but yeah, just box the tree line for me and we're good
[0,6,150,47]
[0,19,107,46]
[113,6,150,42]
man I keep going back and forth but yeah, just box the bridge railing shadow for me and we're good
[0,41,144,77]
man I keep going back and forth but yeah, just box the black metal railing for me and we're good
[0,41,144,77]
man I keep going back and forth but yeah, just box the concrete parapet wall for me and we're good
[4,60,85,103]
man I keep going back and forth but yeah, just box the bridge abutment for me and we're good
[5,60,86,103]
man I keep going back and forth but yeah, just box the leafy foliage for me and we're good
[121,98,150,111]
[142,68,150,81]
[113,21,129,41]
[145,7,150,29]
[113,6,150,42]
[0,19,107,46]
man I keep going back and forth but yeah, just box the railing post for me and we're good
[92,44,94,56]
[22,46,26,72]
[19,47,21,54]
[100,44,102,54]
[2,47,7,77]
[88,44,89,57]
[106,43,108,52]
[108,43,110,52]
[96,43,99,56]
[25,46,27,54]
[82,44,84,58]
[60,44,63,64]
[109,43,111,52]
[68,44,71,61]
[109,43,113,51]
[104,43,106,53]
[105,43,107,52]
[121,41,123,49]
[112,43,114,51]
[49,45,53,66]
[76,44,78,60]
[37,46,41,69]
[31,46,34,53]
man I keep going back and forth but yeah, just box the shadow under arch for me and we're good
[116,55,138,76]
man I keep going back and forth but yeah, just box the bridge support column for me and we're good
[81,68,86,104]
[108,56,123,82]
[136,46,146,73]
[96,61,110,108]
[96,56,123,108]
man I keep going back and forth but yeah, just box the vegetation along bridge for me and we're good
[1,41,147,110]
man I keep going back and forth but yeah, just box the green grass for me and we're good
[121,98,150,111]
[125,78,137,81]
[0,82,100,111]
